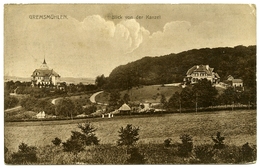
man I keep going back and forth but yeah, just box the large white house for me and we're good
[31,59,60,86]
[184,65,220,84]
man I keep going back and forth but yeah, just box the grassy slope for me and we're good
[95,85,225,104]
[95,85,183,104]
[4,110,256,153]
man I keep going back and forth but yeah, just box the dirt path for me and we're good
[89,91,104,104]
[4,106,22,113]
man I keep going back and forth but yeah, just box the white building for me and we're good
[31,59,60,86]
[184,65,220,84]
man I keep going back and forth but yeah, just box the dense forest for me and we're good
[101,45,256,90]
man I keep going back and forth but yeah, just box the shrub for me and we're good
[211,132,225,149]
[241,142,255,163]
[127,147,146,164]
[117,124,139,146]
[11,143,37,164]
[193,144,215,163]
[164,138,172,147]
[62,122,99,154]
[52,137,62,146]
[62,136,85,155]
[178,134,193,157]
[78,122,99,145]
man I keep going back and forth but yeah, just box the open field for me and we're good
[95,85,225,104]
[4,110,256,153]
[95,85,183,104]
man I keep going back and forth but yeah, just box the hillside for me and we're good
[104,45,256,90]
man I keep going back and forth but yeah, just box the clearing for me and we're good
[4,109,256,153]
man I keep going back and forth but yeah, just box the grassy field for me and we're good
[4,110,256,153]
[95,85,183,104]
[95,85,225,104]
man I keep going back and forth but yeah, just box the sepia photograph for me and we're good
[3,3,256,164]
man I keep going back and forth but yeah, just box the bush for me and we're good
[11,143,37,164]
[241,142,255,163]
[127,147,146,164]
[62,122,99,155]
[117,124,139,146]
[164,138,172,147]
[193,144,215,163]
[211,132,225,149]
[62,136,85,155]
[52,137,62,146]
[178,134,193,157]
[77,122,99,145]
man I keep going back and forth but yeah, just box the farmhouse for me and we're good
[119,103,131,114]
[35,111,45,119]
[184,65,220,84]
[232,79,243,87]
[31,59,60,86]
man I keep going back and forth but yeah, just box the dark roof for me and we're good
[186,65,213,75]
[215,73,220,78]
[31,69,60,77]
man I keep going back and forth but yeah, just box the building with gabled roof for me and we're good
[31,59,60,86]
[184,65,220,84]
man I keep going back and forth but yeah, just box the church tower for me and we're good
[40,58,49,69]
[31,58,60,87]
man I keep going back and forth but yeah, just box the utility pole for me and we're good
[179,96,182,113]
[195,93,198,114]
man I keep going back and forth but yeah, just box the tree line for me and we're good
[165,79,256,112]
[95,45,256,92]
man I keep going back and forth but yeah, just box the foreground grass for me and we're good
[5,143,256,164]
[5,110,256,153]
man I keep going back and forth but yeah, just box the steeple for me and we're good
[40,57,49,69]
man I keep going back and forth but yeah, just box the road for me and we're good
[4,106,22,113]
[89,91,104,104]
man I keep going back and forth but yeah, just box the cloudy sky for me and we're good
[4,4,256,78]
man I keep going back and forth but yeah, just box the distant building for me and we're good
[36,111,45,119]
[184,65,220,84]
[227,75,234,81]
[31,59,60,86]
[232,79,243,87]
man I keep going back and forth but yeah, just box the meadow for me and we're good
[5,109,256,154]
[95,84,225,104]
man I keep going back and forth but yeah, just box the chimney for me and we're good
[206,65,209,70]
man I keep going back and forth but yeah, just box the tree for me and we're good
[123,93,130,104]
[77,122,99,145]
[108,90,121,111]
[180,87,195,109]
[117,124,139,146]
[211,132,225,149]
[160,94,167,107]
[95,74,107,88]
[178,134,193,157]
[168,91,181,110]
[52,137,62,146]
[11,143,37,164]
[192,79,218,108]
[55,98,75,118]
[62,122,99,155]
[74,103,83,115]
[4,95,19,110]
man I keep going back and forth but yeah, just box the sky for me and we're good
[4,4,256,79]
